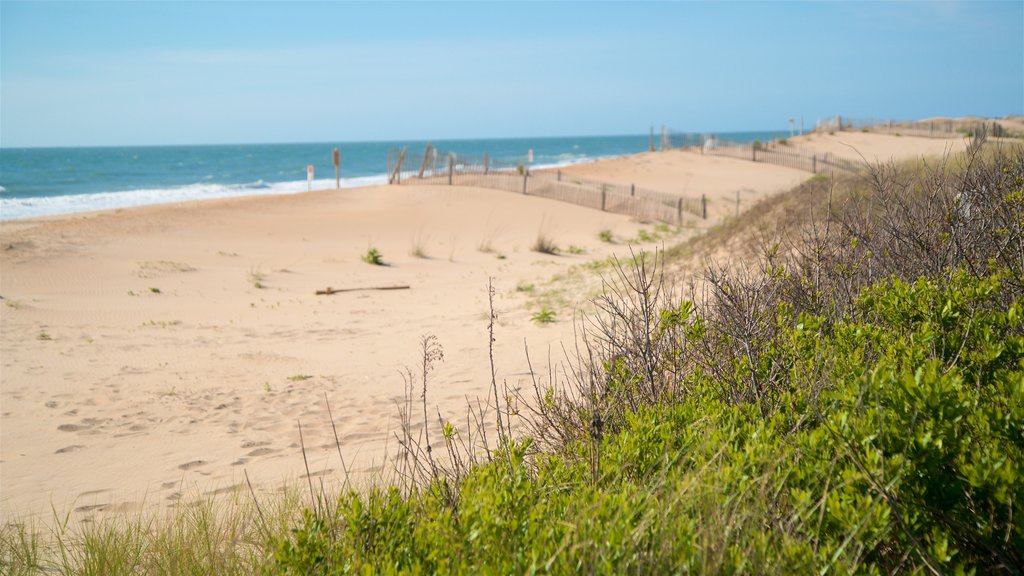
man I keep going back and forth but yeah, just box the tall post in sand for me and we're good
[418,143,433,179]
[332,148,341,189]
[650,126,655,152]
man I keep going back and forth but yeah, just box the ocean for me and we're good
[0,131,786,221]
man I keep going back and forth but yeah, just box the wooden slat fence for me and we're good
[820,116,1010,139]
[387,146,707,223]
[699,140,863,176]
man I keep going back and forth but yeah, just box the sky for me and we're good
[1,1,1022,148]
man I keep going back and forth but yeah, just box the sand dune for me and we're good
[0,131,967,522]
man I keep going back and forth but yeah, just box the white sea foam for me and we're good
[0,175,389,221]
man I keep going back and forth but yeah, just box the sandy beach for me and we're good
[0,131,969,522]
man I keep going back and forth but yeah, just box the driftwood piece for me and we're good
[315,285,410,296]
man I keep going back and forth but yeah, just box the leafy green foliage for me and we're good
[531,307,557,325]
[270,271,1024,574]
[362,247,385,266]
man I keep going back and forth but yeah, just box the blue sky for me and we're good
[2,1,1022,147]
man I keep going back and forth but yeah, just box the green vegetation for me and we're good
[514,282,534,293]
[270,271,1022,574]
[631,223,680,244]
[148,287,161,294]
[598,229,614,243]
[362,247,385,266]
[530,307,557,324]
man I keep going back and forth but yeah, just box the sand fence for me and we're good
[820,116,1012,139]
[386,145,708,223]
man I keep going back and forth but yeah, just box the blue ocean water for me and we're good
[0,131,786,220]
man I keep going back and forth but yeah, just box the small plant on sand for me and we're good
[567,245,586,255]
[249,267,266,289]
[634,228,656,243]
[532,233,559,255]
[149,287,161,294]
[598,229,614,243]
[37,330,52,341]
[362,247,385,266]
[409,243,428,259]
[287,374,313,382]
[409,232,429,259]
[531,307,557,324]
[515,282,535,293]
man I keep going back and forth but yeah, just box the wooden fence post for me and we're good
[736,190,740,217]
[601,189,607,211]
[557,170,561,182]
[448,154,454,185]
[701,194,707,219]
[752,144,757,162]
[484,153,489,175]
[418,143,432,179]
[812,154,817,174]
[677,197,683,223]
[389,147,407,185]
[650,126,655,152]
[333,147,341,188]
[522,170,528,194]
[631,184,635,197]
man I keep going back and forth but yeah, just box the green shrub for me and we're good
[270,270,1023,574]
[362,247,385,266]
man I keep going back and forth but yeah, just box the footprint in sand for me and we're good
[246,447,277,457]
[178,459,208,471]
[57,423,88,432]
[240,440,271,449]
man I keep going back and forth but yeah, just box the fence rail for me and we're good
[387,146,706,223]
[817,116,1011,139]
[699,139,863,176]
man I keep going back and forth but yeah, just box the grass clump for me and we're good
[248,267,266,289]
[531,233,559,255]
[362,247,385,266]
[530,307,557,324]
[598,229,614,243]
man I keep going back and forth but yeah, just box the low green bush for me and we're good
[269,270,1023,574]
